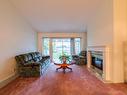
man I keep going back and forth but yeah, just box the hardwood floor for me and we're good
[0,64,127,95]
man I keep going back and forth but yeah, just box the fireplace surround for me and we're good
[87,45,112,82]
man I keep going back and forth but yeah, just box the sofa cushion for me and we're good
[34,57,42,62]
[15,55,25,65]
[30,52,37,58]
[23,54,33,62]
[30,52,42,62]
[15,54,34,65]
[30,52,41,58]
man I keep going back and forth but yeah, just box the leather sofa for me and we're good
[15,52,50,77]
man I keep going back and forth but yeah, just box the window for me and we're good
[43,37,81,62]
[43,38,50,55]
[74,38,81,55]
[52,38,71,62]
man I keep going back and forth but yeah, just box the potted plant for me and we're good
[59,53,71,63]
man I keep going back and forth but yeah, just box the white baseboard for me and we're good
[0,74,19,88]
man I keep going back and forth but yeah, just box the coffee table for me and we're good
[54,61,74,73]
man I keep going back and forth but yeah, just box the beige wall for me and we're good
[38,32,87,53]
[112,0,127,83]
[0,0,37,83]
[87,0,113,46]
[87,0,127,83]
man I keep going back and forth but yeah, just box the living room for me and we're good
[0,0,127,95]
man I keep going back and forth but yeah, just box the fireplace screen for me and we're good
[91,51,103,70]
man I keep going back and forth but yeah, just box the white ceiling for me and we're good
[10,0,102,32]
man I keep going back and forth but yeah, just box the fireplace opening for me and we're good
[92,57,103,70]
[91,51,103,76]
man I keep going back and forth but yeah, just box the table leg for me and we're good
[56,66,62,71]
[63,68,66,73]
[66,67,72,71]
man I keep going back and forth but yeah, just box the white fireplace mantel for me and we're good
[87,45,113,83]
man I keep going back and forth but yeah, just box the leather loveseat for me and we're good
[72,51,87,65]
[15,52,50,77]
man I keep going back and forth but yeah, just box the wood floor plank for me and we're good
[0,64,127,95]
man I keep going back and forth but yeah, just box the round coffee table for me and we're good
[54,61,74,73]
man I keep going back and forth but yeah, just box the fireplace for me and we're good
[88,51,104,78]
[87,46,112,82]
[91,51,103,71]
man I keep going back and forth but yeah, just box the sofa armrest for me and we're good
[72,55,79,59]
[79,56,85,58]
[42,55,50,59]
